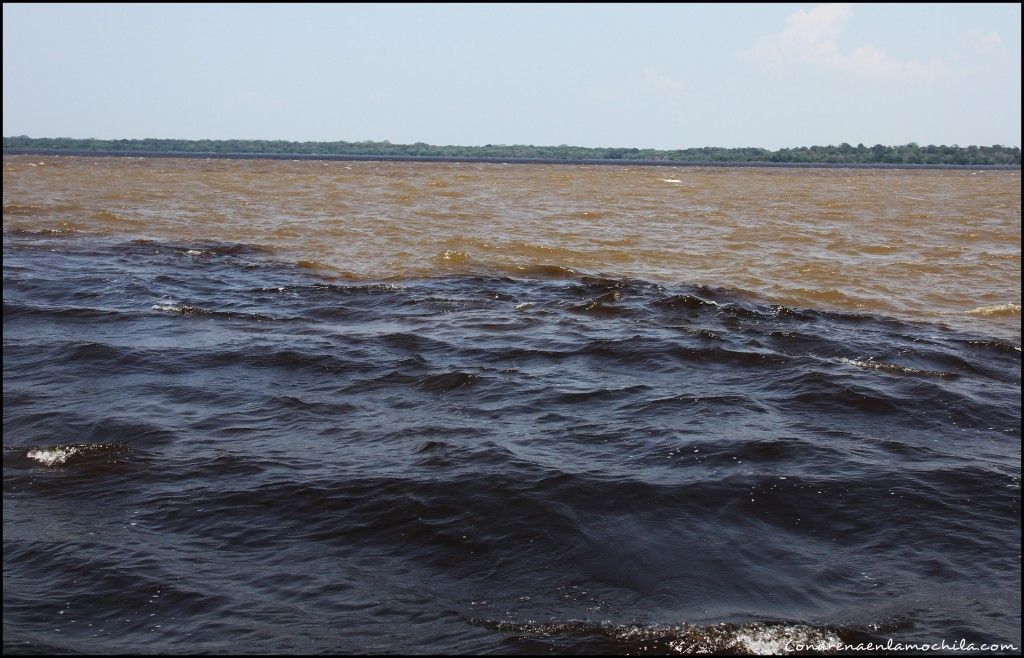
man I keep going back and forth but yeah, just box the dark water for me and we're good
[3,233,1021,654]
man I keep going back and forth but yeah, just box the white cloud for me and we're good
[968,29,1003,53]
[742,3,949,82]
[640,68,685,98]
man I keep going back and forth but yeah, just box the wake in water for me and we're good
[3,234,1021,654]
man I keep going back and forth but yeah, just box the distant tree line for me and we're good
[3,136,1020,165]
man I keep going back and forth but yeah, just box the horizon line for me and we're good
[4,136,1022,151]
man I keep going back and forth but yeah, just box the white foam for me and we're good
[836,357,951,377]
[726,623,842,654]
[27,446,79,466]
[488,619,847,655]
[661,178,682,183]
[966,302,1021,316]
[615,621,842,655]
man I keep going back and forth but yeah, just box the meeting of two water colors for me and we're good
[3,155,1020,654]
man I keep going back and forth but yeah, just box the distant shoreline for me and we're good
[4,148,1020,170]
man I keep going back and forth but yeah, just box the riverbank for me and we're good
[4,148,1021,170]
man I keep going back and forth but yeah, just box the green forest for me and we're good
[3,136,1020,165]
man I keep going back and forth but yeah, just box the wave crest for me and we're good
[967,303,1021,317]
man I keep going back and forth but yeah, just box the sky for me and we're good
[3,3,1021,149]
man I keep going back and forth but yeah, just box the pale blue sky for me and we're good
[3,3,1021,149]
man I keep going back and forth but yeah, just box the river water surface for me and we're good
[3,156,1020,653]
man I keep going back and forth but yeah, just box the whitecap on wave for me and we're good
[18,443,130,466]
[836,357,956,378]
[966,303,1021,317]
[26,446,80,466]
[479,619,844,655]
